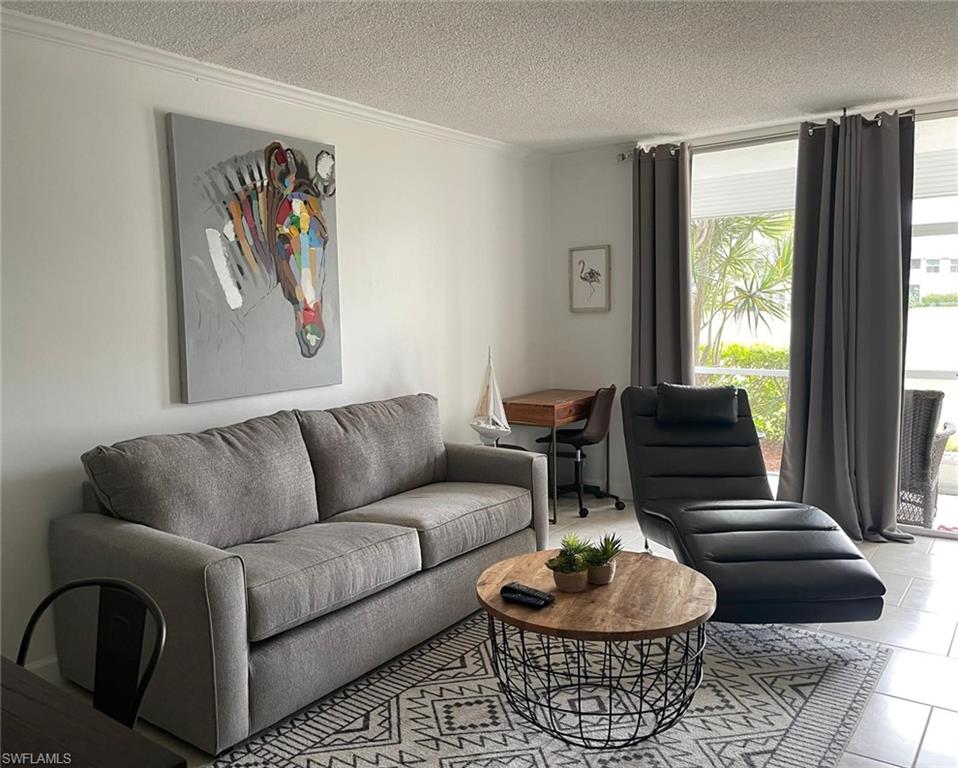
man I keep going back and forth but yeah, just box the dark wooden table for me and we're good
[503,388,597,523]
[1,657,186,768]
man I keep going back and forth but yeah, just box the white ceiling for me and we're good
[6,1,958,151]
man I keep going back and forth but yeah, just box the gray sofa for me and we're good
[49,394,548,754]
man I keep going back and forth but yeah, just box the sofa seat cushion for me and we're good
[335,482,531,568]
[229,521,421,642]
[642,499,886,621]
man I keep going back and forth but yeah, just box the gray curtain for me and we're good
[631,144,694,386]
[778,112,915,542]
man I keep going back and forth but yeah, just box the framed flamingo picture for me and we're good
[569,245,611,313]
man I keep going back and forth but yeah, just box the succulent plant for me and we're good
[585,533,624,567]
[546,533,591,573]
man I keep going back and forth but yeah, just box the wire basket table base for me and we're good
[486,616,706,749]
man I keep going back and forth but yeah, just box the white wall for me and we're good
[0,19,552,660]
[546,147,634,498]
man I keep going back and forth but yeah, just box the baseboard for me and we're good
[25,654,61,682]
[900,524,958,541]
[581,476,630,501]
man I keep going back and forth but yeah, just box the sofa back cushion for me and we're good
[296,394,447,518]
[81,411,319,548]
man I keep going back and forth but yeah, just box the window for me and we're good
[689,117,957,489]
[691,139,798,473]
[905,115,958,529]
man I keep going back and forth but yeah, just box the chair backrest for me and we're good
[580,385,617,445]
[900,389,944,481]
[620,385,772,504]
[17,578,166,728]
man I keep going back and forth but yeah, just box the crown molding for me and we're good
[0,9,543,161]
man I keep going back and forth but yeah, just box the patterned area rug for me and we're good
[214,614,889,768]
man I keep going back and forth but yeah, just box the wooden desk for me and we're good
[1,657,186,768]
[503,389,597,523]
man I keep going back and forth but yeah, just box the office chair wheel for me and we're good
[615,501,626,510]
[579,507,589,518]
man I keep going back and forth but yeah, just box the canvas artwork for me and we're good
[167,114,342,402]
[569,245,611,312]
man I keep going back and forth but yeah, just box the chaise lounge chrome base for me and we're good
[622,385,886,625]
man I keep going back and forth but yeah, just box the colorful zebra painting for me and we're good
[168,114,342,403]
[200,142,335,358]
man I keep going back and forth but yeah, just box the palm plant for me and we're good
[691,212,794,367]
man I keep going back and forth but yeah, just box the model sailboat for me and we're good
[470,348,511,445]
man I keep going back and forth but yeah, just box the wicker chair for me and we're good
[898,390,957,528]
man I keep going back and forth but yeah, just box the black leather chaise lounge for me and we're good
[622,384,886,624]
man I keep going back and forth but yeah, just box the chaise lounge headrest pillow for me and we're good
[655,383,739,426]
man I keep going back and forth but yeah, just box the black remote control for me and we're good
[501,591,550,608]
[503,582,555,603]
[500,582,555,608]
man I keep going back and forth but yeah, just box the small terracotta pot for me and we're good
[588,561,617,585]
[551,569,589,593]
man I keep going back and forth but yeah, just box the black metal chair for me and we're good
[17,577,167,728]
[898,389,956,529]
[536,385,625,518]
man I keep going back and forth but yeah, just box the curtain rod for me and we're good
[618,106,957,160]
[805,107,916,133]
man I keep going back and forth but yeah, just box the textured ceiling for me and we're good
[6,1,958,151]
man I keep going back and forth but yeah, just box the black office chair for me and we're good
[17,577,167,728]
[536,385,625,518]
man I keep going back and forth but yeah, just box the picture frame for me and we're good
[569,245,611,313]
[166,113,342,403]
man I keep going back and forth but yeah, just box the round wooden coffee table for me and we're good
[476,550,716,749]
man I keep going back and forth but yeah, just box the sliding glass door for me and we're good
[907,115,958,531]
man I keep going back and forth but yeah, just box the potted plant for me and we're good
[586,533,624,585]
[546,533,591,593]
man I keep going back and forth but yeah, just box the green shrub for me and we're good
[697,342,789,443]
[910,293,958,308]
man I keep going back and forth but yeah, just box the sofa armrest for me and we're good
[444,442,549,549]
[49,514,249,754]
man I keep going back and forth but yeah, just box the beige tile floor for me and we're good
[144,498,958,767]
[552,498,958,768]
